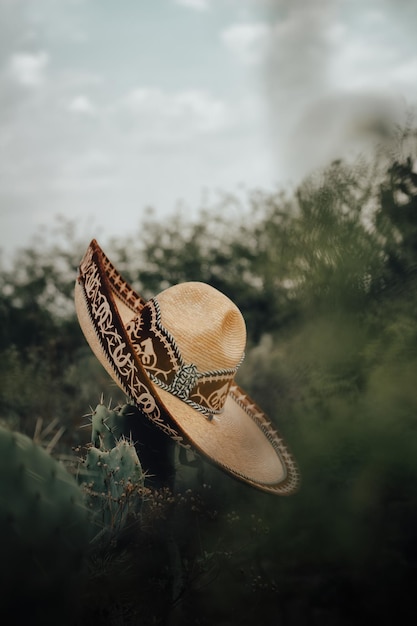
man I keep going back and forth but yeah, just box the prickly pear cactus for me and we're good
[0,424,90,623]
[91,402,135,450]
[84,439,145,533]
[81,401,145,542]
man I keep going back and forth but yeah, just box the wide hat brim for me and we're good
[75,239,300,495]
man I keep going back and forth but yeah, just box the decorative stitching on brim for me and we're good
[77,244,187,446]
[228,384,301,495]
[100,244,146,313]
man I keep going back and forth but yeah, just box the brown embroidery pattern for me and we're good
[126,298,238,418]
[78,250,187,445]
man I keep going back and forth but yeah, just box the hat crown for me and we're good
[155,282,246,372]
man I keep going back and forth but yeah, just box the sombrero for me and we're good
[75,239,300,495]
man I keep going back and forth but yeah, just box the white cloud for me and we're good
[363,8,387,25]
[221,22,269,65]
[8,51,49,87]
[68,94,96,115]
[330,34,417,101]
[174,0,210,11]
[55,149,115,190]
[395,56,417,86]
[172,90,228,132]
[120,87,230,140]
[326,20,347,46]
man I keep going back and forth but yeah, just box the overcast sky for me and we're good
[1,0,416,259]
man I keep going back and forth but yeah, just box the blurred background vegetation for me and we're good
[1,132,417,625]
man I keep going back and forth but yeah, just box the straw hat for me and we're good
[75,239,300,495]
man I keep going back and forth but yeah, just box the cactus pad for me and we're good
[82,437,145,540]
[0,424,90,622]
[91,402,130,449]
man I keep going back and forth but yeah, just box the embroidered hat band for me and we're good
[125,297,243,419]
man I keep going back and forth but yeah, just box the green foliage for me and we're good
[0,220,116,437]
[376,156,417,288]
[0,342,122,440]
[0,219,86,350]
